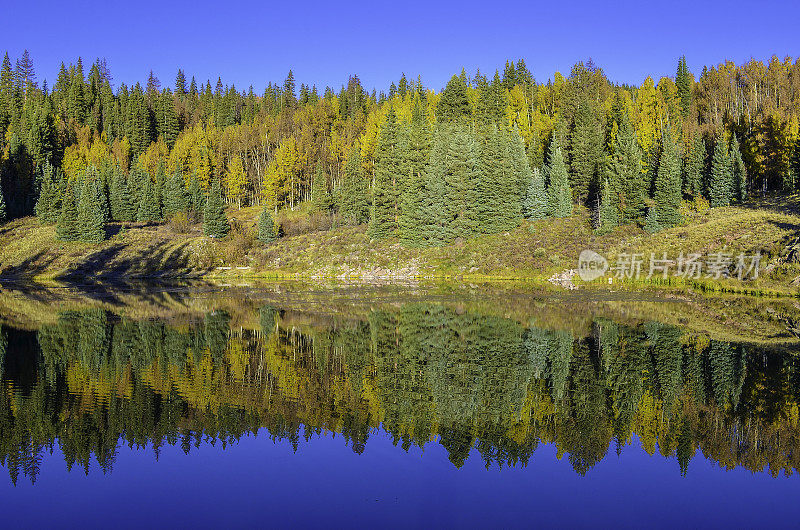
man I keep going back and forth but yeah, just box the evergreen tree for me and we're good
[258,208,277,244]
[188,171,204,220]
[77,179,106,242]
[111,170,136,222]
[644,204,661,233]
[338,147,370,225]
[676,56,692,118]
[653,130,682,228]
[163,170,188,218]
[0,187,5,224]
[137,175,161,223]
[436,75,471,123]
[602,110,644,223]
[790,136,800,192]
[35,162,60,224]
[523,168,548,220]
[369,107,401,239]
[56,183,80,241]
[311,161,332,212]
[708,134,732,207]
[569,100,603,203]
[683,135,706,198]
[546,143,573,218]
[476,126,521,232]
[729,134,747,202]
[203,178,230,238]
[598,178,618,233]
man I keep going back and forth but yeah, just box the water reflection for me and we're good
[1,299,799,485]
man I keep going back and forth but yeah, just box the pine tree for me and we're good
[203,178,230,238]
[56,183,80,241]
[676,56,692,118]
[163,170,188,218]
[569,100,603,203]
[729,134,747,203]
[683,135,706,198]
[653,130,682,228]
[111,170,136,222]
[77,179,106,242]
[258,208,277,244]
[436,75,471,123]
[369,107,401,239]
[546,143,573,218]
[137,175,161,223]
[523,168,548,220]
[311,161,332,212]
[476,126,521,232]
[598,178,618,233]
[188,171,204,221]
[708,134,732,207]
[0,187,5,224]
[790,136,800,192]
[35,162,61,224]
[603,110,645,223]
[338,147,370,225]
[644,204,661,233]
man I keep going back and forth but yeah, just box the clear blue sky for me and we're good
[3,0,799,93]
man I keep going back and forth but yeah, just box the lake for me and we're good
[0,281,799,527]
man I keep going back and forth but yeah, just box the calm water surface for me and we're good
[0,283,799,527]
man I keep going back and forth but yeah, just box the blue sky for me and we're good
[3,0,799,93]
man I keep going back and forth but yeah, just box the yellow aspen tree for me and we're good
[225,154,246,208]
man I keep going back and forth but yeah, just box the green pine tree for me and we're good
[598,178,618,233]
[163,170,188,218]
[653,130,682,228]
[77,179,106,242]
[35,161,61,224]
[683,135,706,198]
[708,134,732,207]
[56,183,80,241]
[188,171,204,221]
[729,134,747,203]
[644,204,661,233]
[137,175,162,223]
[203,178,230,238]
[337,147,370,225]
[0,187,6,224]
[369,106,402,239]
[435,75,471,123]
[602,109,644,223]
[258,208,277,244]
[111,170,136,222]
[676,56,692,118]
[546,142,573,218]
[523,168,548,220]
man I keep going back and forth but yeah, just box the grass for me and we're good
[2,195,800,296]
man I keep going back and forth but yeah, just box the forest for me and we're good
[1,51,799,246]
[1,303,800,484]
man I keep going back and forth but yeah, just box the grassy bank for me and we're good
[1,195,800,296]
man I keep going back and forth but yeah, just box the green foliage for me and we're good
[676,55,692,117]
[203,178,230,238]
[644,204,661,233]
[436,75,471,123]
[137,175,162,223]
[369,107,401,239]
[76,179,106,242]
[56,183,80,241]
[337,147,370,225]
[110,170,136,222]
[258,208,277,244]
[311,161,333,213]
[0,187,5,224]
[708,134,732,207]
[730,134,747,203]
[546,142,573,218]
[654,130,682,228]
[598,178,618,233]
[35,162,61,224]
[523,168,548,220]
[683,135,706,198]
[603,111,645,223]
[163,170,188,218]
[569,100,603,203]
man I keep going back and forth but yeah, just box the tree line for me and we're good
[0,52,799,242]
